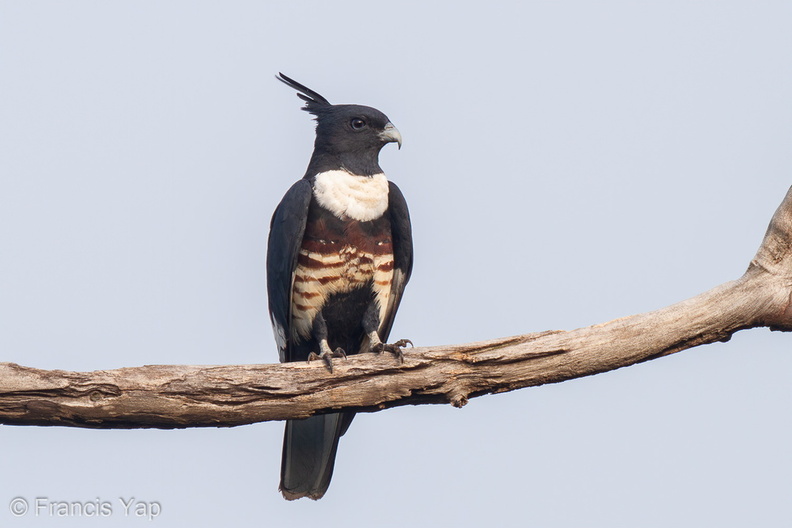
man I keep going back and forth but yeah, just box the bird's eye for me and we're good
[350,118,367,130]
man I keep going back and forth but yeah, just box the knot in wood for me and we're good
[448,389,469,408]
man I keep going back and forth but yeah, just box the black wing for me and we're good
[378,181,413,341]
[267,179,313,362]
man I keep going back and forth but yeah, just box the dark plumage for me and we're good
[267,73,413,500]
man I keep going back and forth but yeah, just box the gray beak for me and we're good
[380,122,402,149]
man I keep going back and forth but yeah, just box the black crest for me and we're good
[277,73,332,116]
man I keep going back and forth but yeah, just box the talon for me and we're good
[381,344,404,364]
[394,347,404,364]
[307,349,346,373]
[372,339,412,364]
[323,353,334,373]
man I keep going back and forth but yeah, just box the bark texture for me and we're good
[2,187,791,429]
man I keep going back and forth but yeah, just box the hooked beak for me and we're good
[379,122,402,149]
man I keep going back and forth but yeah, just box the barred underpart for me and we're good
[291,245,394,342]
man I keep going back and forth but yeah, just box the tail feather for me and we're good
[280,413,352,500]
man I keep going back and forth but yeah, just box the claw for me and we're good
[393,346,404,364]
[307,348,347,373]
[372,338,412,364]
[323,353,334,372]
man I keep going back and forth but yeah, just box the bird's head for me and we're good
[277,73,401,176]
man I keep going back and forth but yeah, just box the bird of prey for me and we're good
[267,73,413,500]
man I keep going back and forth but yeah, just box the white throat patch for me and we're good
[313,170,390,221]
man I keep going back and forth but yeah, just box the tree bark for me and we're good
[2,187,791,430]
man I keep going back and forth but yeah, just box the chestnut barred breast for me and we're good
[290,204,394,343]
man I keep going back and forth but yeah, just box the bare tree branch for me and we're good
[2,187,791,430]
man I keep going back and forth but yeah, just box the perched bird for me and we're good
[267,73,413,500]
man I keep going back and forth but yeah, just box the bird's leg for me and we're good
[362,302,413,363]
[306,312,346,373]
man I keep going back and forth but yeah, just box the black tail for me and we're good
[280,412,354,500]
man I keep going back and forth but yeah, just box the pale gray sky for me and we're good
[1,1,791,527]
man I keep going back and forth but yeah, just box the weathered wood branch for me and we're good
[2,187,792,429]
